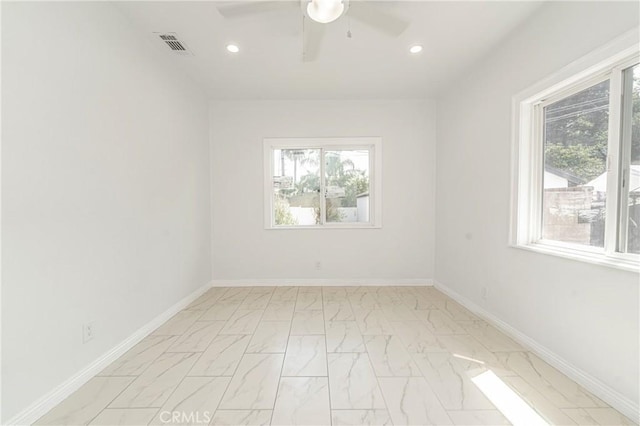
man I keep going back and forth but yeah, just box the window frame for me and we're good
[617,64,637,254]
[511,35,640,273]
[263,137,382,230]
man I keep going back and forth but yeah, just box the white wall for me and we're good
[435,0,639,412]
[210,100,435,282]
[1,2,211,421]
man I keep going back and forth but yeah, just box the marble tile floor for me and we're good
[35,286,636,426]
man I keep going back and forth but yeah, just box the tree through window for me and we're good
[265,138,381,228]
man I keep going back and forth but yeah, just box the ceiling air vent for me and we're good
[155,32,193,56]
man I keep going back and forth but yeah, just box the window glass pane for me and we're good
[272,149,320,226]
[542,79,610,247]
[626,64,640,254]
[324,149,370,223]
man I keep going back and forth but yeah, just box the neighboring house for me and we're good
[544,166,586,189]
[586,164,640,195]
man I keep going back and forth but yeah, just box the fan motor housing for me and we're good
[302,0,350,23]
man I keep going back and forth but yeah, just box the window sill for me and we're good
[267,223,382,230]
[511,242,640,273]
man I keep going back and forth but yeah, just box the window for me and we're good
[541,79,610,249]
[264,138,382,228]
[512,45,639,271]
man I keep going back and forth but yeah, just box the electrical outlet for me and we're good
[315,261,322,270]
[83,322,96,343]
[481,287,488,300]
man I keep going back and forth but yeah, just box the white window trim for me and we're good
[263,137,382,229]
[510,30,640,273]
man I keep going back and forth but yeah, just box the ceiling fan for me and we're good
[215,0,410,62]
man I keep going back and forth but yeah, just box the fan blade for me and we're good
[303,18,325,62]
[348,2,409,36]
[215,1,297,18]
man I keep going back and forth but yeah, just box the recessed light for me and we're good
[226,44,239,53]
[409,45,423,54]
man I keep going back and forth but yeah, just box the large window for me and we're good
[541,79,611,248]
[513,46,639,271]
[264,138,382,228]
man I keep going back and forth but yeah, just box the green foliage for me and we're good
[277,148,369,224]
[274,195,297,226]
[289,151,369,223]
[544,80,609,182]
[543,70,640,181]
[545,144,606,182]
[343,173,369,206]
[282,149,319,184]
[313,199,344,223]
[324,152,369,208]
[296,173,320,195]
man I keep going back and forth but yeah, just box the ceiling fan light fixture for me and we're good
[306,0,345,24]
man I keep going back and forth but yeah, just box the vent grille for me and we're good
[165,40,186,51]
[156,32,192,56]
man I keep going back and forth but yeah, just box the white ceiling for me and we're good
[116,1,544,99]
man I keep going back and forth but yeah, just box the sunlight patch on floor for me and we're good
[472,370,549,426]
[452,353,486,364]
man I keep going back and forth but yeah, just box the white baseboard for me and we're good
[5,281,212,426]
[433,280,639,421]
[211,278,433,287]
